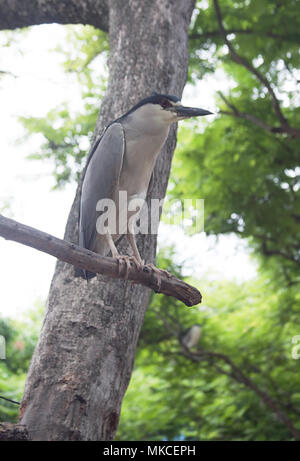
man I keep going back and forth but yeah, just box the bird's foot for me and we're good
[115,255,143,279]
[145,263,173,291]
[129,255,144,272]
[115,254,131,279]
[160,268,173,278]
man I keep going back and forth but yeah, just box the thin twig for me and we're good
[0,395,20,405]
[213,0,300,138]
[189,29,299,43]
[218,91,288,134]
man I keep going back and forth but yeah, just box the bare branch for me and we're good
[261,241,300,267]
[218,91,298,136]
[0,214,202,307]
[0,0,109,32]
[189,29,300,43]
[181,347,300,440]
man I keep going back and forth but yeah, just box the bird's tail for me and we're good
[74,239,112,280]
[74,267,96,280]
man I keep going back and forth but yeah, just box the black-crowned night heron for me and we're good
[78,93,212,279]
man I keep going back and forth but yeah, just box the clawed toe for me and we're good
[115,255,144,279]
[144,264,173,291]
[115,255,131,279]
[113,255,169,288]
[160,269,172,278]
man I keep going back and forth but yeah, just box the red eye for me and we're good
[161,99,171,109]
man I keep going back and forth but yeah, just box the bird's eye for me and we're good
[160,99,171,109]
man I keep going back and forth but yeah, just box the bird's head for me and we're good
[123,93,212,127]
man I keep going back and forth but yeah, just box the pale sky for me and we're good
[0,25,257,319]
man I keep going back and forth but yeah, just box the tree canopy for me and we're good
[1,0,299,440]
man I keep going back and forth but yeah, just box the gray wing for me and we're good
[147,170,154,197]
[79,122,125,252]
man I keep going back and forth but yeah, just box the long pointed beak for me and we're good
[174,105,213,119]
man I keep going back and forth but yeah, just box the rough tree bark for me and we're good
[1,0,196,440]
[0,423,29,441]
[0,0,109,32]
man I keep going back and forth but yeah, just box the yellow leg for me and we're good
[105,232,139,279]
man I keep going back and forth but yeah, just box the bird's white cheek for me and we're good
[161,110,177,124]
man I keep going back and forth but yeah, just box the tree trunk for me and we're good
[19,0,196,440]
[0,423,29,441]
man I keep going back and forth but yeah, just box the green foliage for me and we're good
[20,101,99,187]
[0,303,44,422]
[170,0,300,286]
[19,25,108,187]
[170,117,299,284]
[0,196,13,217]
[56,25,109,77]
[117,252,300,441]
[3,0,299,441]
[189,0,300,86]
